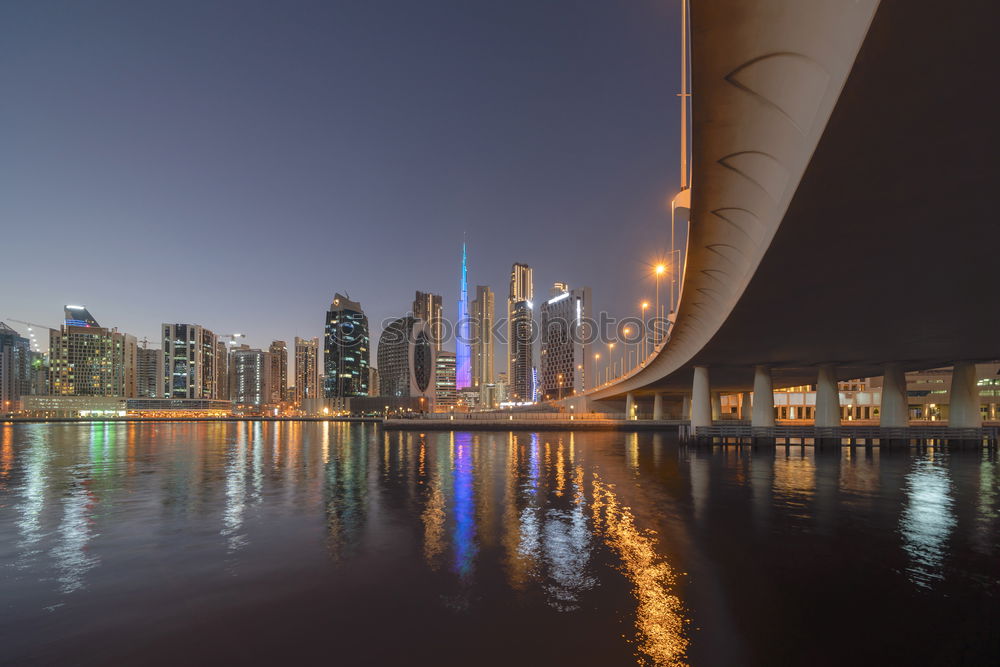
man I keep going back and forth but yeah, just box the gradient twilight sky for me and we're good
[1,0,683,361]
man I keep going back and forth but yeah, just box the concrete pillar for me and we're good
[681,393,691,420]
[738,392,748,420]
[815,364,841,428]
[625,392,636,421]
[711,392,722,420]
[751,365,775,428]
[949,361,982,429]
[652,393,663,420]
[880,363,908,428]
[691,366,712,429]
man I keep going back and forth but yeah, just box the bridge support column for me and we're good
[625,392,636,421]
[752,365,775,431]
[815,365,841,443]
[880,363,908,429]
[948,361,981,433]
[691,366,711,430]
[652,393,663,420]
[711,392,721,421]
[681,394,691,420]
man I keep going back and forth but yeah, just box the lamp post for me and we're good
[655,264,667,345]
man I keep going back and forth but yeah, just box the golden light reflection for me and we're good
[592,474,689,666]
[555,441,566,497]
[422,477,446,568]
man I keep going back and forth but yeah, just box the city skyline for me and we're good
[1,0,683,356]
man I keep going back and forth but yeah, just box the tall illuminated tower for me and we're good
[455,242,472,389]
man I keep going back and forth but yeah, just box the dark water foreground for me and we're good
[1,422,997,666]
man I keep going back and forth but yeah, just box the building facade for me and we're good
[434,351,458,410]
[471,284,495,390]
[269,340,287,403]
[376,316,435,408]
[162,323,219,399]
[0,322,31,408]
[324,293,370,398]
[49,306,137,397]
[294,336,319,403]
[507,263,533,401]
[540,283,592,398]
[136,345,163,398]
[412,291,443,352]
[230,346,272,407]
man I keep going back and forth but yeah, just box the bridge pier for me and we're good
[625,392,636,420]
[751,365,775,440]
[815,364,841,444]
[949,362,981,443]
[652,393,663,420]
[691,366,712,430]
[681,393,691,421]
[879,363,908,444]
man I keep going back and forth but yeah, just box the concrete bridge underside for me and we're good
[590,0,998,406]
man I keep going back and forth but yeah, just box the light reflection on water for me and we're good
[1,423,999,665]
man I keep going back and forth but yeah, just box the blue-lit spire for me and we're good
[455,241,472,389]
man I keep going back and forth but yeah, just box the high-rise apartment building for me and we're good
[49,306,137,397]
[136,344,163,398]
[294,336,319,403]
[412,291,443,352]
[507,264,534,402]
[162,324,219,399]
[0,322,31,407]
[269,340,287,403]
[540,283,593,398]
[215,340,229,400]
[230,346,272,407]
[434,351,458,409]
[324,293,370,398]
[471,285,495,389]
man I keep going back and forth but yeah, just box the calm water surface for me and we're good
[1,422,998,666]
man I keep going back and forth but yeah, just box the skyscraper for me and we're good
[455,243,472,389]
[434,350,458,409]
[269,340,287,403]
[230,345,272,407]
[540,283,592,399]
[0,322,31,408]
[412,291,442,352]
[471,284,495,389]
[324,293,370,398]
[507,263,534,402]
[136,344,163,398]
[50,306,137,397]
[162,324,220,399]
[376,316,435,405]
[294,336,319,403]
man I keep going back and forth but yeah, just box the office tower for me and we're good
[435,351,458,409]
[136,344,164,398]
[368,367,380,398]
[376,316,435,404]
[471,284,495,389]
[49,306,137,397]
[412,291,443,352]
[294,336,319,403]
[455,243,471,389]
[507,263,534,402]
[162,324,219,399]
[0,322,31,407]
[230,346,272,407]
[324,293,370,398]
[269,340,287,402]
[540,283,593,398]
[215,340,229,400]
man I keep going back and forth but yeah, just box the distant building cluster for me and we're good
[1,243,598,419]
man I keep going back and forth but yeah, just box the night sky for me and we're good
[2,0,683,366]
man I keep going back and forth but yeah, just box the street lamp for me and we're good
[654,264,667,345]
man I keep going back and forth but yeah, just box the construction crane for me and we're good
[5,318,56,353]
